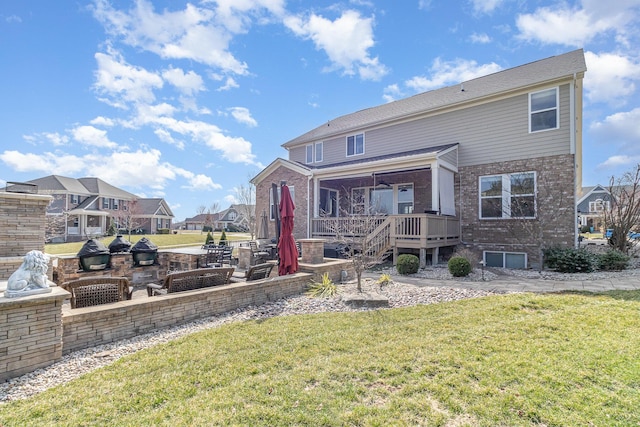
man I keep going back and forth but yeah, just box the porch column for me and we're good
[432,162,440,213]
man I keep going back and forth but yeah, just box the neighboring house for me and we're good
[577,185,612,232]
[184,204,254,231]
[23,175,174,242]
[252,49,586,269]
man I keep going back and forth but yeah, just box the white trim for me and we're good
[529,86,559,133]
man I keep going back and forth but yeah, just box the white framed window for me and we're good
[315,142,323,163]
[270,186,295,220]
[479,171,536,219]
[529,87,558,132]
[484,251,527,269]
[70,194,79,204]
[305,144,313,164]
[346,133,364,156]
[589,199,610,213]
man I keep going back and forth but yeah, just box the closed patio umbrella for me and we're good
[258,210,269,240]
[277,184,298,276]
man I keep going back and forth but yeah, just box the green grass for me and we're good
[44,232,251,255]
[2,291,640,426]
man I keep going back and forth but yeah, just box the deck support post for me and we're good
[419,248,427,268]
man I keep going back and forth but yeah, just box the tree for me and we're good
[112,199,144,239]
[197,203,220,232]
[321,189,389,292]
[234,183,256,239]
[604,164,640,254]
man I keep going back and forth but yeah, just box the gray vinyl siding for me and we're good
[440,147,458,167]
[288,83,572,168]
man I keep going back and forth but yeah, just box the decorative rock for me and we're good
[341,292,389,308]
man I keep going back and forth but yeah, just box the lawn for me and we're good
[44,231,252,255]
[1,291,640,426]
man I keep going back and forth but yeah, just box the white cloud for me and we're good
[224,194,238,205]
[228,107,258,127]
[5,15,22,23]
[284,10,388,81]
[71,125,119,149]
[584,51,640,105]
[471,0,506,14]
[181,173,223,191]
[469,32,491,43]
[94,49,163,108]
[405,57,502,92]
[382,83,402,102]
[89,116,116,127]
[162,67,205,96]
[154,128,184,150]
[516,1,639,47]
[217,76,240,91]
[0,151,85,175]
[597,155,640,169]
[418,1,432,11]
[92,0,249,75]
[590,108,640,146]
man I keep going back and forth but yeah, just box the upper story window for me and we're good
[228,211,237,220]
[346,133,364,156]
[305,142,322,164]
[589,199,610,213]
[480,171,536,219]
[529,87,558,132]
[70,194,79,204]
[306,142,323,163]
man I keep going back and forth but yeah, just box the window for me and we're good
[346,133,364,156]
[480,172,536,219]
[305,144,313,164]
[319,188,338,217]
[102,197,109,209]
[306,142,323,163]
[70,194,79,204]
[397,184,414,214]
[529,87,558,132]
[589,199,610,213]
[228,211,237,220]
[315,142,323,163]
[484,251,527,269]
[270,186,295,220]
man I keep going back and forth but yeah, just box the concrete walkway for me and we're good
[362,271,640,294]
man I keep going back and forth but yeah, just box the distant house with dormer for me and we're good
[184,204,254,232]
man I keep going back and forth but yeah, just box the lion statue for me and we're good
[5,250,50,297]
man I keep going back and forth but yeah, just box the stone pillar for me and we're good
[0,284,70,382]
[299,238,325,264]
[0,192,52,280]
[238,246,252,269]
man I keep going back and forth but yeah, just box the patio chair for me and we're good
[232,262,275,282]
[249,241,271,264]
[61,276,133,309]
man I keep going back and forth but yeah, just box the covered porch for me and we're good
[308,145,460,266]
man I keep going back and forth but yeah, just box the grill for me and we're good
[77,239,111,271]
[131,237,158,266]
[108,235,132,253]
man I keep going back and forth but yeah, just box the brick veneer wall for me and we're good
[62,272,312,354]
[0,287,69,382]
[255,166,310,239]
[0,192,51,280]
[458,154,576,268]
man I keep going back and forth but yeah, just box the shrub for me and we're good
[205,231,214,245]
[580,225,591,233]
[219,230,228,246]
[543,246,566,270]
[448,256,472,277]
[396,254,419,275]
[107,223,117,236]
[554,248,597,273]
[202,226,213,232]
[453,246,479,267]
[598,250,629,271]
[307,273,338,297]
[376,273,393,289]
[157,228,170,234]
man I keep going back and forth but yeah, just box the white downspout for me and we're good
[307,175,312,238]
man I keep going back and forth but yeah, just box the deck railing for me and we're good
[312,214,460,250]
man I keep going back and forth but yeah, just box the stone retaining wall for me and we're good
[62,273,312,354]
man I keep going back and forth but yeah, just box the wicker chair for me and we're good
[147,267,235,296]
[61,277,133,309]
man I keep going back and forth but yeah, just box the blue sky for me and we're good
[1,0,639,222]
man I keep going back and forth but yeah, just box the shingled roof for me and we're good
[283,49,586,148]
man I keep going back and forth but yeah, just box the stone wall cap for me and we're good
[0,192,52,202]
[298,238,326,243]
[0,283,69,307]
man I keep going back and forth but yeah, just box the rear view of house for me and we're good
[253,49,586,269]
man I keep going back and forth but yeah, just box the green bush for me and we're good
[598,250,629,271]
[202,226,213,232]
[107,223,117,236]
[205,231,214,245]
[543,246,566,270]
[448,256,472,277]
[396,254,419,275]
[580,225,592,233]
[157,228,170,234]
[306,273,338,297]
[554,248,597,273]
[219,230,228,246]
